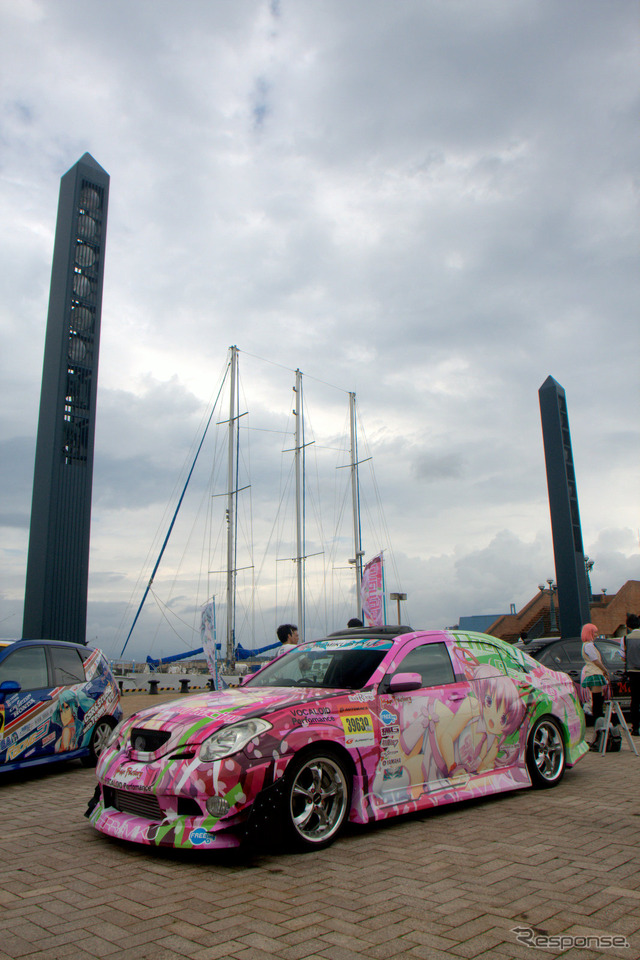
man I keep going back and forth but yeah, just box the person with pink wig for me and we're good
[580,622,609,734]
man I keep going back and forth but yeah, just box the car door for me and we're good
[48,644,93,755]
[373,639,478,805]
[0,644,56,767]
[455,639,532,775]
[538,641,580,681]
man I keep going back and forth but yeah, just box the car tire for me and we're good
[81,717,116,767]
[526,716,565,788]
[283,748,352,850]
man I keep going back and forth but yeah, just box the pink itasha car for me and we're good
[88,629,588,851]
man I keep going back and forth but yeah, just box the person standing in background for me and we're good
[275,624,299,654]
[580,622,609,735]
[621,613,640,736]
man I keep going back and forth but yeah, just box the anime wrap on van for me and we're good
[89,632,587,850]
[0,647,121,769]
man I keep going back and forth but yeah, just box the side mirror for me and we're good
[0,679,21,702]
[388,672,422,693]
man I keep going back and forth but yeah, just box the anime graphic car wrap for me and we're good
[0,641,122,772]
[88,630,587,851]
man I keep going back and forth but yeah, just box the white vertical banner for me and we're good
[200,600,222,689]
[361,552,385,626]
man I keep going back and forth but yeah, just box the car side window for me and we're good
[492,644,532,675]
[562,640,583,663]
[538,644,567,667]
[0,646,49,690]
[538,643,567,669]
[597,642,624,668]
[51,645,86,685]
[394,642,455,687]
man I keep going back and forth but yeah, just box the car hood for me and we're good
[125,687,336,747]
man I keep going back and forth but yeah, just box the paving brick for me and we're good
[2,698,639,960]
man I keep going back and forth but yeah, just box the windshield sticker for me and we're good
[303,638,393,651]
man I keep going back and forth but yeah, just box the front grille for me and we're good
[129,728,171,753]
[108,787,163,821]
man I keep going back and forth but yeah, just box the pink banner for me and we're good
[361,553,384,626]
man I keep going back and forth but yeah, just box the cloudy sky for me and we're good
[1,0,638,662]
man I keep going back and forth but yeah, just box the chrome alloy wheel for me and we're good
[288,754,350,846]
[92,719,115,758]
[531,719,565,784]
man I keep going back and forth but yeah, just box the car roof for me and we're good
[514,635,618,655]
[325,625,414,640]
[0,638,90,651]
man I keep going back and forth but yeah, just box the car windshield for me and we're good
[244,640,393,690]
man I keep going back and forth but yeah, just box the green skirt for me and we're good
[582,673,606,688]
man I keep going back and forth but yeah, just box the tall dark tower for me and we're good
[23,154,110,643]
[538,376,591,638]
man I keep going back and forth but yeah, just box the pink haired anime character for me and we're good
[398,655,528,797]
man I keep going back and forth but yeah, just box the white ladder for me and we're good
[598,700,639,756]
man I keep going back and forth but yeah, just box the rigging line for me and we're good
[120,365,230,657]
[238,375,258,647]
[115,359,229,650]
[149,590,199,644]
[150,589,200,639]
[237,347,350,396]
[243,426,292,436]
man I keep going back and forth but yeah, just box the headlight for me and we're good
[198,718,272,762]
[105,718,128,749]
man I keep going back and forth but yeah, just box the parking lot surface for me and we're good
[2,693,639,960]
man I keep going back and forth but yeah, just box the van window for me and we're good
[0,646,49,690]
[51,645,86,685]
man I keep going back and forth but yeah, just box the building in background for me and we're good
[23,154,110,644]
[487,580,640,642]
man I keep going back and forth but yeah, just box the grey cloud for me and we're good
[1,1,638,652]
[412,452,465,483]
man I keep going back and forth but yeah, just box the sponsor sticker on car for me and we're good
[340,711,375,747]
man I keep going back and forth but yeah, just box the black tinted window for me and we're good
[0,646,49,690]
[538,644,568,667]
[562,640,583,663]
[597,641,624,668]
[51,645,86,685]
[393,642,455,687]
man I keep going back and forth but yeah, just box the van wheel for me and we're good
[81,718,116,767]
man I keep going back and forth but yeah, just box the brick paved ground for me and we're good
[1,693,639,960]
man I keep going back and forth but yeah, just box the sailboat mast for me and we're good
[226,346,238,665]
[294,369,304,637]
[349,391,364,620]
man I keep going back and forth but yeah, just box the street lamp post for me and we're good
[538,580,558,634]
[547,579,557,633]
[584,557,594,602]
[389,592,407,626]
